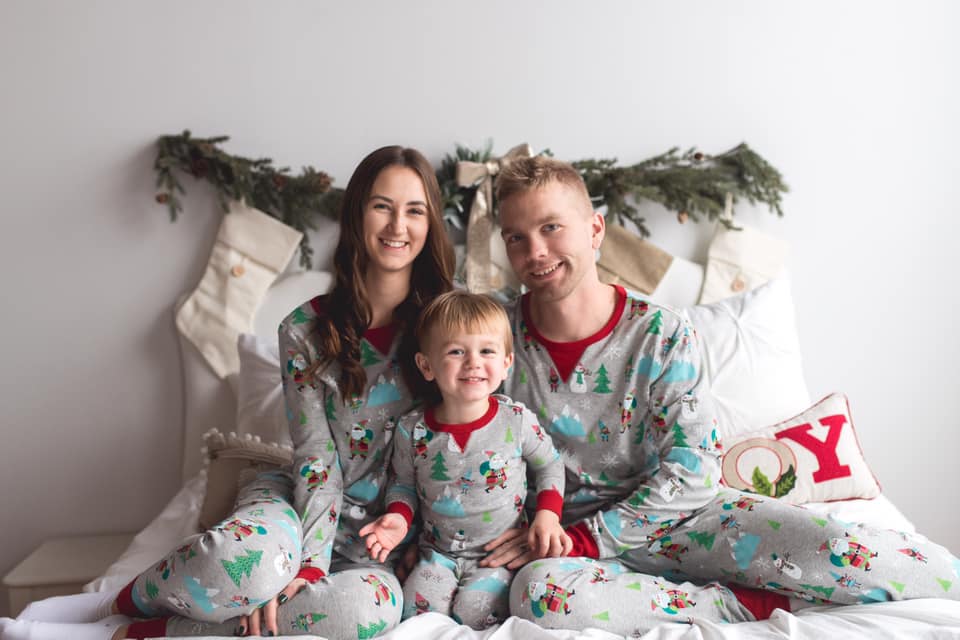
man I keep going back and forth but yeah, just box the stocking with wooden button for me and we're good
[175,200,303,378]
[698,193,789,304]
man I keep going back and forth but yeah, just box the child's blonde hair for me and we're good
[416,290,513,355]
[495,155,591,207]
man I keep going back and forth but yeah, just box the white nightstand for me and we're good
[3,533,135,617]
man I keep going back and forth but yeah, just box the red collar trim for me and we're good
[425,396,499,450]
[309,295,327,317]
[520,285,625,351]
[364,323,397,356]
[308,295,396,355]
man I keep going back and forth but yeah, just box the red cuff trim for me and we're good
[126,618,169,639]
[387,502,415,528]
[565,523,599,559]
[116,579,147,617]
[296,567,326,583]
[729,586,791,620]
[535,489,564,517]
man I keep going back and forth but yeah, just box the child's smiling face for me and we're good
[415,328,513,408]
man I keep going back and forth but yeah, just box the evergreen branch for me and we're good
[571,143,787,237]
[152,130,338,268]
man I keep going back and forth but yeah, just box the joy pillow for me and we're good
[720,393,881,504]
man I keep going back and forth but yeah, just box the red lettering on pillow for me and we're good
[775,414,852,483]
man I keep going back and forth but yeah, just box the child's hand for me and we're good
[358,513,409,563]
[527,511,573,559]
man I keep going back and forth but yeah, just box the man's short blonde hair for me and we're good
[416,290,513,355]
[495,156,591,209]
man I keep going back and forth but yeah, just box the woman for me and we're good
[10,146,454,640]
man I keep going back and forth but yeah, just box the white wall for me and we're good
[1,1,957,614]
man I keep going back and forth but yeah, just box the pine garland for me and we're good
[154,130,340,268]
[153,132,787,269]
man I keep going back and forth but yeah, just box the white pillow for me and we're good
[236,333,290,447]
[650,255,705,309]
[684,278,811,440]
[253,270,333,340]
[719,393,881,504]
[236,270,334,446]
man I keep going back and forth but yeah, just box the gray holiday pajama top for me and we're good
[118,296,410,638]
[385,395,565,629]
[502,286,960,636]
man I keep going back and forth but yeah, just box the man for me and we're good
[480,156,959,635]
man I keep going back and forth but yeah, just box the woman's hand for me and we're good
[359,513,409,563]
[238,577,308,636]
[479,527,536,570]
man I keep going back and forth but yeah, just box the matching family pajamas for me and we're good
[117,296,410,638]
[502,286,960,636]
[114,286,960,638]
[385,395,564,629]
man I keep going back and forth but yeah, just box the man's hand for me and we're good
[238,577,307,636]
[528,510,573,558]
[394,543,420,585]
[480,527,535,569]
[359,513,409,563]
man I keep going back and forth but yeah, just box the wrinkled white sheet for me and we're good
[72,476,960,639]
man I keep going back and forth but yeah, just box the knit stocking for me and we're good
[175,201,302,378]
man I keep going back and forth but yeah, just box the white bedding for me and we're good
[79,473,960,639]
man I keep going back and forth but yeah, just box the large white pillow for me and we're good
[684,278,811,440]
[236,333,289,447]
[235,270,334,446]
[650,255,705,309]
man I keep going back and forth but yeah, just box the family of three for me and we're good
[10,146,960,639]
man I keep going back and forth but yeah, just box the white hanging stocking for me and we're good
[175,201,303,378]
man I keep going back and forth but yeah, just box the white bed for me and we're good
[25,227,960,639]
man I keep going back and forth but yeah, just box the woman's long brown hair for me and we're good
[315,146,455,402]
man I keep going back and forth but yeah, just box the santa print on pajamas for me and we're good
[385,395,565,629]
[502,286,960,636]
[115,296,406,638]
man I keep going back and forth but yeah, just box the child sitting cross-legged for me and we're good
[359,290,569,629]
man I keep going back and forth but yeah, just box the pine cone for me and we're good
[189,158,209,178]
[155,193,169,204]
[677,211,689,224]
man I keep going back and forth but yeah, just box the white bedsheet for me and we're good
[74,476,960,639]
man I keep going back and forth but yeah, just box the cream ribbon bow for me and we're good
[456,143,533,293]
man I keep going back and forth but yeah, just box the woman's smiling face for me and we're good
[362,165,430,278]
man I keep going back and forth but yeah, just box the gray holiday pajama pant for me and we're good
[400,548,514,629]
[509,486,960,636]
[122,471,402,638]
